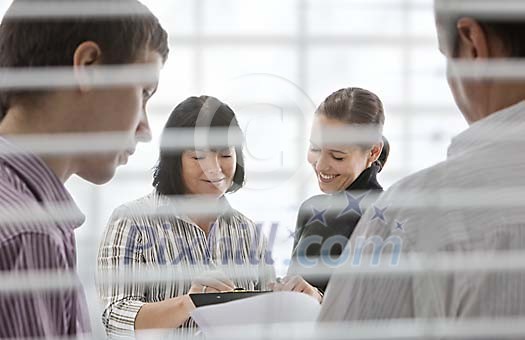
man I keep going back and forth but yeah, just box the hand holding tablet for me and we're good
[189,289,272,307]
[188,270,236,294]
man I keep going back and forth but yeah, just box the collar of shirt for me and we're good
[152,192,233,227]
[447,100,525,159]
[345,163,383,192]
[0,136,85,229]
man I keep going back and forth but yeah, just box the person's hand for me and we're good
[269,275,322,303]
[188,270,236,294]
[180,294,197,314]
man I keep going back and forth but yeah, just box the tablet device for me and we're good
[189,290,271,307]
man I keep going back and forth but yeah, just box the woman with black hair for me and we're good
[97,96,274,337]
[272,87,390,301]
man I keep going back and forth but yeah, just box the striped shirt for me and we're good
[0,137,90,338]
[320,101,525,322]
[97,193,275,337]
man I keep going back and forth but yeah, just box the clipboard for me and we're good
[189,290,271,307]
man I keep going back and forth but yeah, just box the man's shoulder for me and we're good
[0,229,69,271]
[0,222,67,254]
[389,160,452,192]
[0,160,35,198]
[0,166,64,243]
[357,161,454,238]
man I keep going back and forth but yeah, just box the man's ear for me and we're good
[73,41,102,92]
[456,17,490,59]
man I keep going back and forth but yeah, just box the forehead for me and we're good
[311,114,345,139]
[310,115,363,151]
[312,114,346,128]
[186,146,236,154]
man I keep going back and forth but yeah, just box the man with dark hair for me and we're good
[0,0,168,337]
[320,0,525,327]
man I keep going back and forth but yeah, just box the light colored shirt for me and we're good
[0,137,90,338]
[320,101,525,322]
[97,193,275,337]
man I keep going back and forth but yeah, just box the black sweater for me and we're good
[288,164,383,292]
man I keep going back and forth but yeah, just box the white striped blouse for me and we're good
[97,192,275,337]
